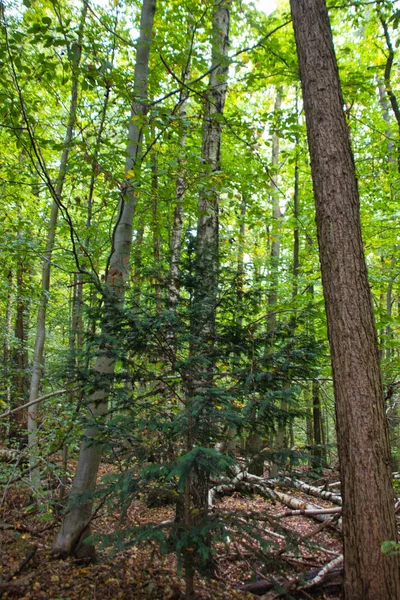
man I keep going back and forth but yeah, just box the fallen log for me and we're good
[273,490,342,531]
[237,558,343,597]
[281,507,342,517]
[277,477,342,505]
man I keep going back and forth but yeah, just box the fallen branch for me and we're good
[281,507,342,517]
[0,388,72,419]
[273,490,342,531]
[300,554,343,590]
[2,545,37,584]
[239,555,343,598]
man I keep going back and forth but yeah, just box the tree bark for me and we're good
[52,0,156,558]
[289,1,400,598]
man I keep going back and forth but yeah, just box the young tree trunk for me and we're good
[27,2,87,492]
[289,1,400,598]
[52,0,156,559]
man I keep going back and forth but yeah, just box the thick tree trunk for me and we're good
[52,0,156,559]
[289,1,400,598]
[27,2,87,492]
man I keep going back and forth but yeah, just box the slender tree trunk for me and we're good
[290,1,400,597]
[52,0,156,559]
[27,2,87,491]
[379,11,400,169]
[312,379,322,469]
[306,403,313,467]
[133,214,145,304]
[151,145,162,314]
[267,91,284,478]
[166,56,192,351]
[184,2,229,593]
[11,252,29,447]
[2,270,13,443]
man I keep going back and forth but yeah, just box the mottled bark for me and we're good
[166,59,191,320]
[52,0,156,559]
[290,1,400,597]
[193,1,229,343]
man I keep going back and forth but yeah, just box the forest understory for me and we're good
[0,462,355,600]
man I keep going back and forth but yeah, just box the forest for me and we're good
[1,0,400,597]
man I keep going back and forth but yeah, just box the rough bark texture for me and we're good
[52,0,156,558]
[289,1,400,598]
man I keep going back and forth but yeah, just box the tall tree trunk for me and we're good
[52,0,156,559]
[27,2,87,491]
[289,1,400,598]
[267,91,284,478]
[266,90,282,335]
[166,53,192,358]
[184,2,229,594]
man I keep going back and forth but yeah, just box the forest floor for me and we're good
[0,465,345,600]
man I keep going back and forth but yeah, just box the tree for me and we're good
[289,0,400,597]
[52,0,156,559]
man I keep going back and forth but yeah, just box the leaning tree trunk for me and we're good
[27,2,87,492]
[52,0,156,559]
[289,1,400,598]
